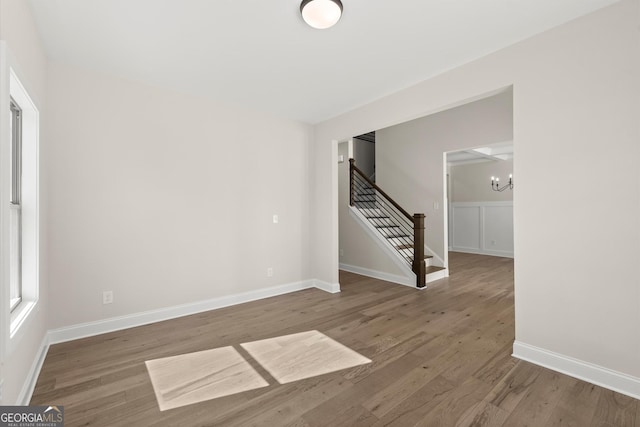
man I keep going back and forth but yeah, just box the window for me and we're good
[9,98,22,312]
[7,67,39,337]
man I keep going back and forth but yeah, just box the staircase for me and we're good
[350,159,445,288]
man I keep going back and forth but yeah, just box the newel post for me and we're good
[349,158,355,207]
[413,213,426,288]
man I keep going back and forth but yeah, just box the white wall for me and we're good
[0,0,49,404]
[46,62,313,329]
[312,0,640,392]
[450,159,514,203]
[375,91,513,262]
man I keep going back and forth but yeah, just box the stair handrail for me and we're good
[349,159,412,221]
[349,158,426,288]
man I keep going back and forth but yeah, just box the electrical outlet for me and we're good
[491,240,496,246]
[102,290,113,305]
[267,267,274,277]
[273,215,279,224]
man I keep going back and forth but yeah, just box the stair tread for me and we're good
[405,255,434,261]
[425,266,445,274]
[395,244,413,250]
[375,225,400,228]
[366,215,390,219]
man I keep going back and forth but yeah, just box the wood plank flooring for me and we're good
[31,252,639,426]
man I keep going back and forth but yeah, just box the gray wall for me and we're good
[353,137,375,179]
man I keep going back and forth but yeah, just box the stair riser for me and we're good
[379,229,409,238]
[366,218,395,226]
[404,256,432,267]
[354,203,378,210]
[357,206,411,226]
[394,249,432,266]
[386,237,413,246]
[399,248,414,258]
[357,208,382,216]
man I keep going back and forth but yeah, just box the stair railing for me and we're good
[349,159,426,288]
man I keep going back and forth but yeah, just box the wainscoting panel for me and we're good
[451,206,481,251]
[451,201,513,258]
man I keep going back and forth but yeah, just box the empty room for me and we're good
[0,0,639,425]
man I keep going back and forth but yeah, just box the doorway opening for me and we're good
[445,142,514,270]
[353,132,376,183]
[336,87,513,285]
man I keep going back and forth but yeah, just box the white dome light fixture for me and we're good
[300,0,343,30]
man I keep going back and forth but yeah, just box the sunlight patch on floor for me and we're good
[145,346,269,411]
[145,331,371,410]
[241,330,371,384]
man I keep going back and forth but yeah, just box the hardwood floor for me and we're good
[31,253,639,426]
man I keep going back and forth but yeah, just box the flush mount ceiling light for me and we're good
[300,0,343,30]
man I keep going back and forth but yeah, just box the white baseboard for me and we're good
[339,263,448,287]
[18,278,339,405]
[425,268,448,283]
[48,279,330,345]
[314,280,341,294]
[339,263,415,287]
[17,333,50,405]
[451,247,514,258]
[513,341,640,400]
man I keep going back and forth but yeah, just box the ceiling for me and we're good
[447,142,513,165]
[27,0,620,124]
